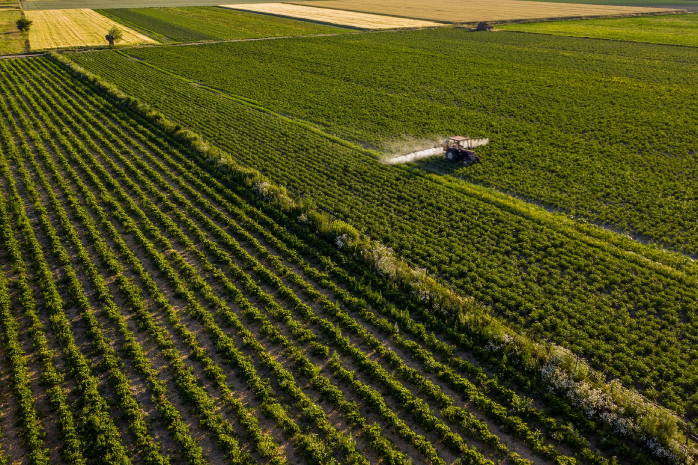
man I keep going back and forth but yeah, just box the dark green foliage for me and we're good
[15,17,32,33]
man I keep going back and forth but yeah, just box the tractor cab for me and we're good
[446,136,469,149]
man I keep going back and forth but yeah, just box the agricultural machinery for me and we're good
[443,136,487,165]
[384,136,489,165]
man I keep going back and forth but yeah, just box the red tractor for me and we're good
[443,136,486,165]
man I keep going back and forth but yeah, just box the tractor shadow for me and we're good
[409,156,470,179]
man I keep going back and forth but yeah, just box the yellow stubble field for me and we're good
[221,3,444,29]
[294,0,678,23]
[25,9,156,50]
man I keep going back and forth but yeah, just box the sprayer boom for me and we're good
[384,136,489,165]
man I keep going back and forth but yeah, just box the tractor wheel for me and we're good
[446,149,457,161]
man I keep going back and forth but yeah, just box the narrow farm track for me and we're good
[0,54,675,465]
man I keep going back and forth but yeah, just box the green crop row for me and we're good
[38,56,583,465]
[2,59,315,465]
[0,212,51,465]
[8,56,408,465]
[32,73,367,465]
[0,108,132,464]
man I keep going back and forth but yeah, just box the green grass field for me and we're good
[501,13,698,46]
[0,10,24,55]
[98,6,348,43]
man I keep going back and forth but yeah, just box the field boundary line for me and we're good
[57,30,361,54]
[0,53,45,59]
[114,47,698,283]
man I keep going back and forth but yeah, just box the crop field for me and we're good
[74,30,698,257]
[5,53,686,465]
[3,2,698,463]
[500,13,698,46]
[294,0,678,22]
[24,8,156,50]
[69,27,698,429]
[0,10,24,55]
[99,6,347,43]
[221,3,443,29]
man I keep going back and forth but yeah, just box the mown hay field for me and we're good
[221,3,443,29]
[296,0,679,22]
[24,8,156,50]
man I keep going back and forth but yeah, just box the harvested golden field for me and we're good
[220,3,443,28]
[294,0,678,23]
[25,9,156,50]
